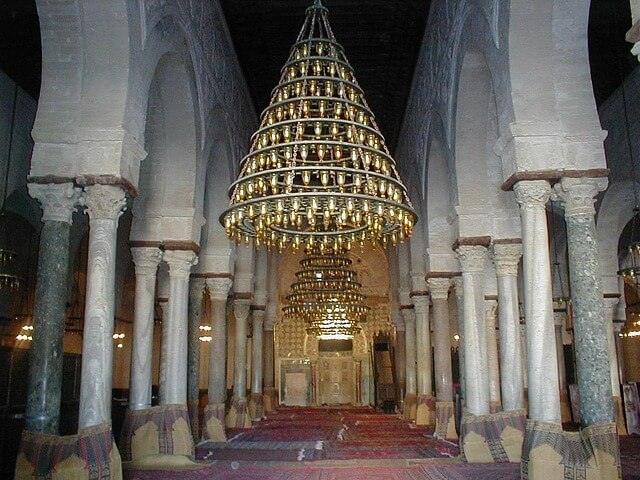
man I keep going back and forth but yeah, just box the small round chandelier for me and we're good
[221,0,417,251]
[283,246,369,339]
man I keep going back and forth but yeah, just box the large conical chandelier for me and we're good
[283,246,369,340]
[221,0,417,251]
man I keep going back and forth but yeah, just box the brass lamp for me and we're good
[221,0,417,251]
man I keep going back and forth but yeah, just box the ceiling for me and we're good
[0,0,636,146]
[219,0,430,154]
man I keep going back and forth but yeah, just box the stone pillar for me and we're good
[187,277,205,439]
[492,242,525,412]
[553,312,572,423]
[455,245,490,416]
[25,183,81,433]
[203,277,232,441]
[402,307,417,420]
[484,299,501,412]
[394,323,406,405]
[553,177,614,427]
[78,185,127,429]
[227,299,252,428]
[452,277,465,400]
[513,180,561,424]
[603,297,627,433]
[129,246,163,411]
[263,319,276,412]
[249,308,265,420]
[160,250,198,405]
[413,295,435,426]
[429,277,457,439]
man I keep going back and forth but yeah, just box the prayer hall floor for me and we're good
[122,406,640,480]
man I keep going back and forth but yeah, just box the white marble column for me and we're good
[160,250,198,405]
[514,180,561,424]
[402,307,417,419]
[452,277,465,400]
[485,299,501,412]
[456,245,490,416]
[413,295,434,425]
[553,177,614,427]
[492,242,525,411]
[203,277,232,441]
[78,185,127,429]
[129,246,163,410]
[250,309,265,419]
[227,299,251,428]
[263,318,276,410]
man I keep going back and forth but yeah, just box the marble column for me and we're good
[187,277,205,439]
[554,312,572,423]
[249,308,265,420]
[513,180,561,424]
[553,177,614,426]
[413,295,434,426]
[227,299,252,428]
[263,319,276,412]
[484,299,501,412]
[492,242,525,412]
[203,277,232,441]
[129,246,163,410]
[402,308,417,420]
[78,185,127,429]
[160,250,198,405]
[25,183,81,434]
[429,277,457,439]
[456,245,490,416]
[452,277,466,400]
[394,324,406,403]
[603,297,626,433]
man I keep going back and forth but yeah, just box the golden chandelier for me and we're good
[221,0,416,251]
[283,247,369,339]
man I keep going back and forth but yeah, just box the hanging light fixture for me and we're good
[221,0,417,251]
[283,246,369,339]
[0,82,22,295]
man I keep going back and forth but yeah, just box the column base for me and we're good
[119,404,194,462]
[17,422,122,478]
[202,403,227,442]
[434,401,458,439]
[560,389,572,423]
[225,397,252,429]
[613,396,627,435]
[489,401,503,414]
[403,393,417,420]
[263,387,278,413]
[521,420,620,479]
[187,399,200,442]
[460,409,527,463]
[249,392,265,420]
[415,394,436,426]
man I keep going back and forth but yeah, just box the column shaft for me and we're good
[129,247,162,410]
[233,300,250,399]
[25,183,80,433]
[452,277,465,399]
[413,296,433,395]
[485,299,501,410]
[187,278,205,437]
[251,311,264,394]
[263,328,274,389]
[514,180,561,424]
[206,279,232,405]
[429,279,453,402]
[403,310,417,395]
[78,185,126,429]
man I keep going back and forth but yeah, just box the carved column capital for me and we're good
[28,183,82,224]
[233,299,251,322]
[492,243,523,277]
[513,180,551,210]
[164,250,198,280]
[456,245,488,274]
[130,247,162,276]
[602,296,620,311]
[401,308,416,326]
[81,184,127,221]
[412,295,430,315]
[552,177,608,218]
[428,277,451,300]
[189,277,206,302]
[206,277,233,302]
[553,311,566,328]
[451,276,463,297]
